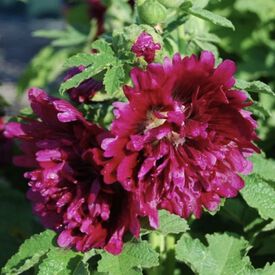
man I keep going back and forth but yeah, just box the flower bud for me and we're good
[138,0,167,26]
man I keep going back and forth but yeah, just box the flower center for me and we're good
[145,110,167,130]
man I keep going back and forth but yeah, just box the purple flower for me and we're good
[64,66,103,104]
[131,32,161,63]
[94,52,259,228]
[5,88,141,254]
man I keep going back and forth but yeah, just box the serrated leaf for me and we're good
[157,210,189,235]
[92,40,115,56]
[255,263,275,275]
[103,65,125,95]
[2,230,56,275]
[241,174,275,220]
[176,233,252,275]
[248,102,271,120]
[64,53,97,68]
[60,66,101,94]
[97,241,159,275]
[38,248,81,275]
[235,79,275,96]
[189,8,235,30]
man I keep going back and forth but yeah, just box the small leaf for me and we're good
[103,65,125,95]
[97,240,159,275]
[2,230,56,275]
[235,79,275,96]
[189,8,235,30]
[241,174,275,220]
[157,210,189,235]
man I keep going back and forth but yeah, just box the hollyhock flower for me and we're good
[94,51,259,228]
[4,88,140,254]
[131,32,161,63]
[64,66,103,103]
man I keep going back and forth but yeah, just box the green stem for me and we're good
[164,235,176,275]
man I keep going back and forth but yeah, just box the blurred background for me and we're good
[0,0,64,111]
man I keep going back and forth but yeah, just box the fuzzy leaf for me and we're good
[235,79,275,96]
[97,241,159,275]
[241,174,275,220]
[103,65,125,95]
[38,248,82,275]
[157,210,189,235]
[2,230,56,275]
[176,233,252,275]
[189,8,235,30]
[250,155,275,181]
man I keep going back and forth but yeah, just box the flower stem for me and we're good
[164,235,176,275]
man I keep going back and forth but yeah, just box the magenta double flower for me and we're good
[5,50,259,254]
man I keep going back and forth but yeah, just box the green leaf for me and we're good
[157,210,189,235]
[72,261,90,275]
[60,39,118,95]
[235,79,275,96]
[38,248,82,275]
[250,154,275,181]
[248,102,271,120]
[176,233,252,275]
[241,174,275,220]
[103,65,125,95]
[92,40,115,56]
[64,53,97,68]
[60,66,101,94]
[189,8,235,30]
[97,240,159,275]
[2,230,56,275]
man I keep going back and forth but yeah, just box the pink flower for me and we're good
[64,66,103,104]
[131,32,161,63]
[94,52,259,228]
[5,88,140,254]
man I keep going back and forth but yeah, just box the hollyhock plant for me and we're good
[94,51,259,228]
[64,66,103,103]
[4,88,141,254]
[131,32,161,63]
